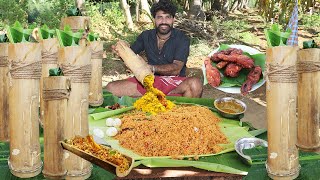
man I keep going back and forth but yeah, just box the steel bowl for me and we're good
[213,97,247,119]
[235,137,268,165]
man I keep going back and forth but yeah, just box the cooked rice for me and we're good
[68,135,131,173]
[115,105,229,157]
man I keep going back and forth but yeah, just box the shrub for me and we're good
[0,0,28,29]
[86,1,127,40]
[28,0,74,28]
[300,13,320,30]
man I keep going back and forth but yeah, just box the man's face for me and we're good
[154,10,174,35]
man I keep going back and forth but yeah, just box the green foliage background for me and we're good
[0,0,319,46]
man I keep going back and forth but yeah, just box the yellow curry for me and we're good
[215,100,244,114]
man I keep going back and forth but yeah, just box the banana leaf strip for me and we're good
[89,106,135,121]
[134,158,248,175]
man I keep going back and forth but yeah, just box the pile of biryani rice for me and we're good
[115,105,229,157]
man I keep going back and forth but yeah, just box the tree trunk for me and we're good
[136,0,140,22]
[140,0,152,23]
[241,0,249,9]
[120,0,134,30]
[185,0,189,10]
[188,0,205,20]
[221,0,230,15]
[211,0,229,15]
[75,0,85,14]
[230,0,240,12]
[212,0,221,10]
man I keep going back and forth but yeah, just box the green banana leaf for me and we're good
[303,40,319,49]
[0,34,8,43]
[89,117,253,160]
[243,146,320,180]
[89,106,135,121]
[264,24,291,47]
[56,26,82,47]
[6,21,34,43]
[49,67,64,76]
[134,158,248,175]
[87,32,99,42]
[66,6,82,16]
[39,24,55,40]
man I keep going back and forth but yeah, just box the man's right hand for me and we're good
[112,40,130,57]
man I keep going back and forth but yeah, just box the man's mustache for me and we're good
[159,24,170,27]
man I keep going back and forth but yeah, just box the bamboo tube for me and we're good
[266,46,300,179]
[42,76,70,179]
[8,42,42,178]
[58,46,92,179]
[114,40,153,84]
[0,43,9,142]
[89,41,103,106]
[297,48,320,152]
[60,16,90,32]
[40,38,59,123]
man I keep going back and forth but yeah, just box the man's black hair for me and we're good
[150,0,177,18]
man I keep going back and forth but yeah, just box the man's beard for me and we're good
[156,24,173,35]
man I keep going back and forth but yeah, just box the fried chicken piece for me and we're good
[108,103,121,110]
[210,53,221,62]
[225,63,243,77]
[216,61,229,69]
[216,54,254,69]
[241,66,262,95]
[229,48,243,55]
[204,57,221,87]
[211,48,243,62]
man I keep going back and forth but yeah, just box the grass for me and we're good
[238,32,262,45]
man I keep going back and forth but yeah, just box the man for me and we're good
[106,0,203,97]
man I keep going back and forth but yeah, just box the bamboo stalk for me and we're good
[114,40,152,84]
[40,38,59,123]
[8,42,42,178]
[58,46,92,179]
[297,48,320,152]
[0,43,9,142]
[266,46,300,179]
[89,41,103,106]
[42,76,70,179]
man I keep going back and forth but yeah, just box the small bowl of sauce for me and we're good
[214,97,246,119]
